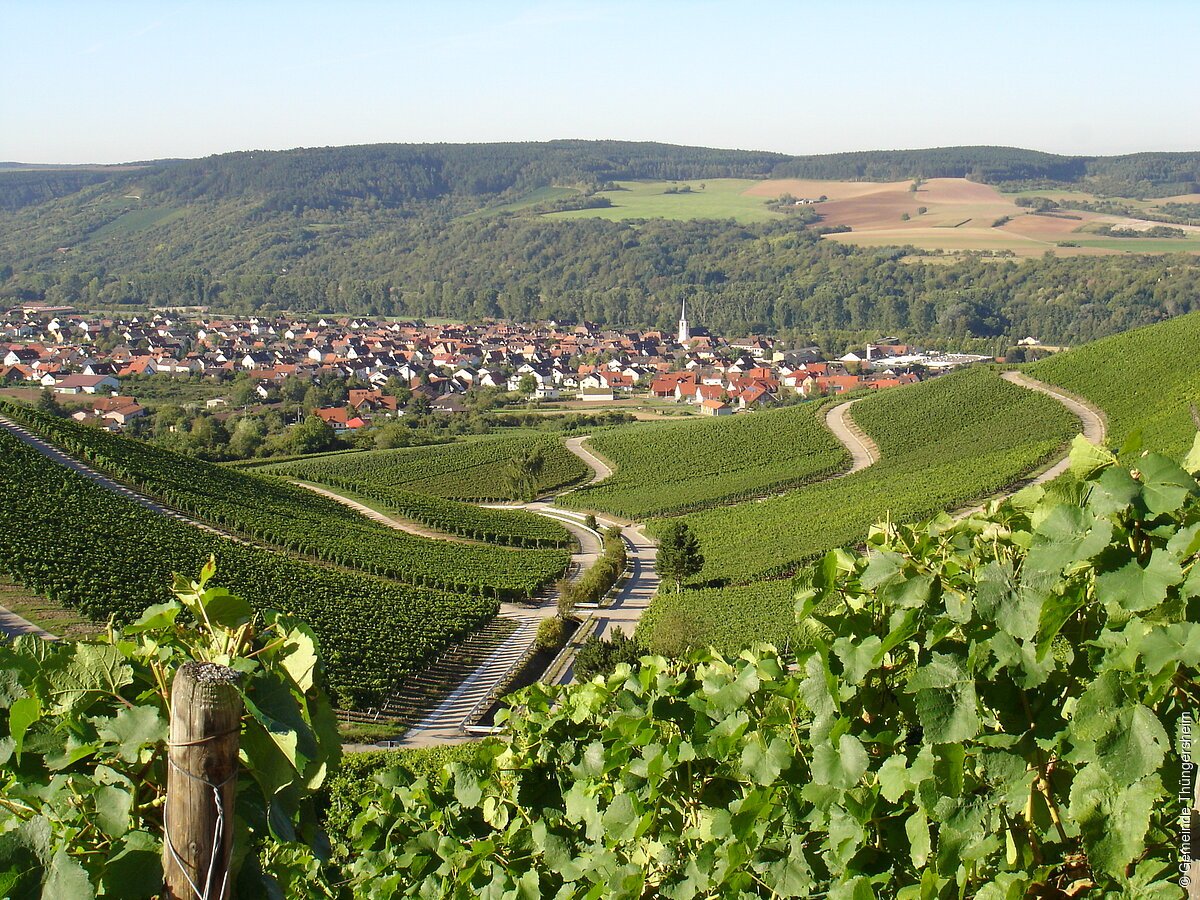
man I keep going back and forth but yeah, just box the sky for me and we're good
[2,0,1198,164]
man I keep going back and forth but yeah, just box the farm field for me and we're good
[559,400,848,518]
[653,367,1077,587]
[0,429,494,708]
[266,433,589,502]
[0,403,568,600]
[546,176,1200,256]
[1028,309,1200,456]
[545,179,780,224]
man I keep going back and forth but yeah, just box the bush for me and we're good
[572,631,646,681]
[534,616,566,651]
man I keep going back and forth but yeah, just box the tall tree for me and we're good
[655,521,704,591]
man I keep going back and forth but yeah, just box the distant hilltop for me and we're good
[2,141,1199,213]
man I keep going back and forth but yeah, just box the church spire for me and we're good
[678,299,690,344]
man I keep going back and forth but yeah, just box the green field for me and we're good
[654,367,1077,587]
[560,401,848,518]
[1029,310,1200,456]
[545,179,784,224]
[86,205,187,240]
[1064,238,1200,253]
[465,185,582,218]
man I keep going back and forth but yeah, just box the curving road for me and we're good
[824,400,882,475]
[562,435,613,487]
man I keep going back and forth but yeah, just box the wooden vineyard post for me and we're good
[164,661,242,900]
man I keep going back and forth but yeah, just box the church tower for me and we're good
[677,299,691,344]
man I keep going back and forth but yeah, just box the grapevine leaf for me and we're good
[905,808,931,868]
[1140,622,1200,672]
[905,653,979,744]
[1068,764,1158,878]
[199,587,253,630]
[94,784,133,839]
[43,644,132,714]
[1095,548,1182,612]
[94,705,166,764]
[763,835,812,894]
[98,832,161,899]
[1095,704,1169,785]
[44,847,92,900]
[833,635,882,685]
[877,754,910,803]
[812,734,868,790]
[122,601,181,634]
[740,734,792,786]
[1068,436,1116,479]
[1184,432,1200,475]
[1137,453,1195,515]
[8,696,40,761]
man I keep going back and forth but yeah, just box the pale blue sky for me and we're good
[2,0,1197,164]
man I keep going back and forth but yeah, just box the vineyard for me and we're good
[558,401,849,518]
[634,579,800,656]
[294,480,569,549]
[1029,308,1200,456]
[651,366,1076,590]
[0,429,495,708]
[0,402,568,600]
[266,434,590,502]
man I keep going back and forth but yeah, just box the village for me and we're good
[0,300,995,434]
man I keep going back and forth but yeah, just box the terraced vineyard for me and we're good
[1029,309,1200,456]
[267,434,589,502]
[0,430,493,708]
[559,401,848,518]
[0,403,567,600]
[659,368,1077,587]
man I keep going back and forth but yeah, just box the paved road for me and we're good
[824,400,881,474]
[563,435,613,486]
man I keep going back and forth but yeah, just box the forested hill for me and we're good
[771,147,1200,196]
[4,142,1199,215]
[0,141,788,213]
[4,140,1200,347]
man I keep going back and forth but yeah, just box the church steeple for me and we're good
[678,299,690,344]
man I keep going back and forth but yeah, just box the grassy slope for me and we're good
[660,367,1077,587]
[560,401,848,518]
[1028,310,1200,456]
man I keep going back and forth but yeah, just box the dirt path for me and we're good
[291,481,472,543]
[954,372,1109,518]
[824,400,881,474]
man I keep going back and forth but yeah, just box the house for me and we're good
[53,374,120,395]
[579,387,615,402]
[700,398,733,417]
